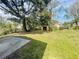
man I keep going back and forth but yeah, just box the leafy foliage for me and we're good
[63,22,71,29]
[0,20,16,35]
[0,0,51,31]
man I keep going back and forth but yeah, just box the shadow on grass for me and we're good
[9,36,47,59]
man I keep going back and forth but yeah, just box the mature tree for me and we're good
[48,0,60,11]
[63,22,71,29]
[68,0,79,26]
[72,17,79,26]
[39,9,51,25]
[0,0,51,31]
[69,0,79,17]
[48,0,60,20]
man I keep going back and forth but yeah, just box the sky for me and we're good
[0,0,77,23]
[53,0,76,23]
[57,0,76,8]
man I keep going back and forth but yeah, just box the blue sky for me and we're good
[53,0,76,23]
[57,0,76,8]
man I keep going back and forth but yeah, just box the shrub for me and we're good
[0,22,16,36]
[72,26,79,30]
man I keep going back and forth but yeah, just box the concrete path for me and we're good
[0,36,30,59]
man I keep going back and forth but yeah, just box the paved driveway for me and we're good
[0,36,30,59]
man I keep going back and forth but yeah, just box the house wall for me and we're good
[54,23,61,29]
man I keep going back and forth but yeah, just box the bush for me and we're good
[72,26,79,30]
[59,27,64,30]
[0,22,16,36]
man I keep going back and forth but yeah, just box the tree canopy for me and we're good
[0,0,51,31]
[69,0,79,17]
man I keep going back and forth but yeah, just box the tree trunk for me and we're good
[23,18,27,32]
[75,22,78,26]
[22,18,31,32]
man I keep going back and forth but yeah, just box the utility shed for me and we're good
[0,36,30,59]
[41,26,49,31]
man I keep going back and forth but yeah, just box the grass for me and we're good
[15,30,79,59]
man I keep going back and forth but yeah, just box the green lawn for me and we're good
[16,30,79,59]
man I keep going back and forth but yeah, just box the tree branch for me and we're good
[21,0,26,14]
[0,5,21,18]
[1,0,21,18]
[25,4,34,14]
[11,0,19,13]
